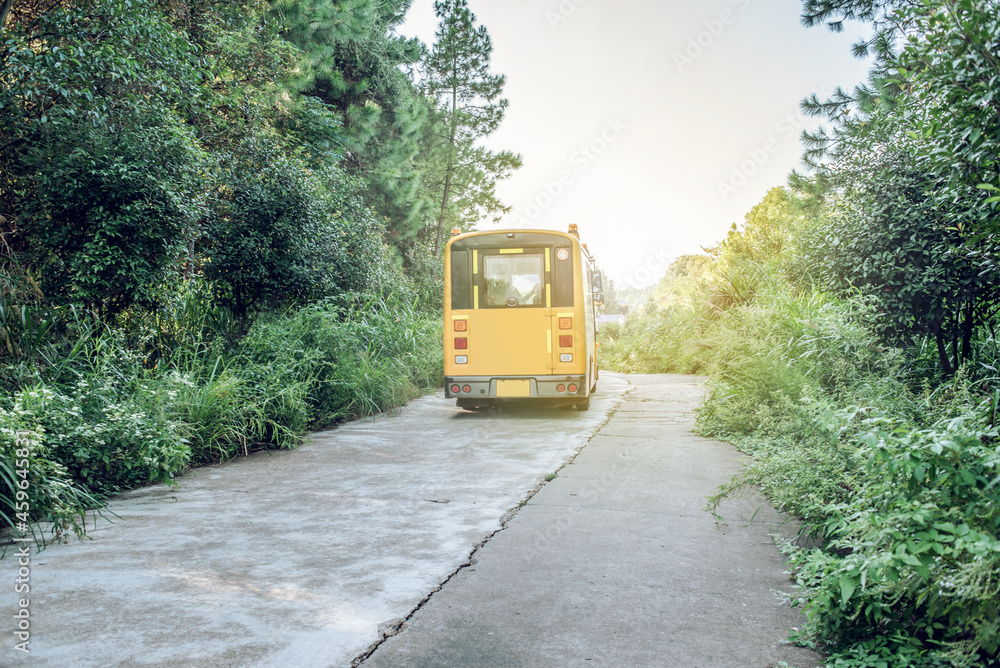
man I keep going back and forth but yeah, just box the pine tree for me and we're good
[270,0,435,239]
[796,0,1000,375]
[422,0,521,256]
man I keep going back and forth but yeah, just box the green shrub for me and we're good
[14,382,189,494]
[597,306,709,374]
[608,249,1000,664]
[0,290,444,544]
[239,294,443,426]
[0,406,98,541]
[692,295,1000,666]
[203,138,401,317]
[162,365,303,463]
[2,0,209,317]
[786,410,1000,667]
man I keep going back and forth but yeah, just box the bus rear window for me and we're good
[483,254,544,307]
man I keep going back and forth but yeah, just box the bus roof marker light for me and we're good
[568,224,579,238]
[451,227,462,237]
[506,232,515,238]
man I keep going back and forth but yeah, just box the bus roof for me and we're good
[447,228,583,250]
[446,228,597,265]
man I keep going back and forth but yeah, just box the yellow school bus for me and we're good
[443,225,602,411]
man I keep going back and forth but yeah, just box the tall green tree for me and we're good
[796,0,1000,374]
[0,0,211,315]
[422,0,521,256]
[271,0,435,240]
[1,0,388,318]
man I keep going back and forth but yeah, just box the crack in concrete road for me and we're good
[1,374,820,667]
[1,375,630,667]
[359,375,824,668]
[350,389,631,667]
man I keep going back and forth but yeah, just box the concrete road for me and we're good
[1,375,629,667]
[2,374,821,667]
[362,375,823,668]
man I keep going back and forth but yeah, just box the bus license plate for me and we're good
[496,380,531,397]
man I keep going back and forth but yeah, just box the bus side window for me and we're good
[451,250,471,309]
[552,246,574,307]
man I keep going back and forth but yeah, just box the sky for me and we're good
[399,0,872,288]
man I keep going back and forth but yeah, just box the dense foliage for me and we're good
[0,0,517,543]
[797,0,1000,373]
[601,182,1000,666]
[1,289,441,542]
[605,7,1000,644]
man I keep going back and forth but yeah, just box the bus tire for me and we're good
[575,396,591,411]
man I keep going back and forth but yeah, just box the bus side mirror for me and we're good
[592,272,603,294]
[593,293,605,307]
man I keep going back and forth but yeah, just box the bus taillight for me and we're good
[451,385,461,394]
[455,337,468,350]
[454,320,468,332]
[558,317,572,330]
[559,335,573,348]
[568,384,578,393]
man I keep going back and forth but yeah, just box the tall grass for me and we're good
[1,288,443,546]
[239,293,442,425]
[601,262,1000,666]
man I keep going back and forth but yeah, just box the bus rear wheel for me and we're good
[575,396,591,411]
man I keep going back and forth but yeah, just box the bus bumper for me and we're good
[444,375,589,400]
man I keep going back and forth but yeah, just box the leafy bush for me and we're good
[0,298,97,394]
[0,289,444,544]
[239,294,443,426]
[163,364,303,463]
[0,406,97,541]
[786,409,1000,667]
[2,0,209,316]
[601,182,1000,664]
[595,307,705,375]
[13,382,189,494]
[202,134,410,317]
[690,298,1000,666]
[400,240,446,311]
